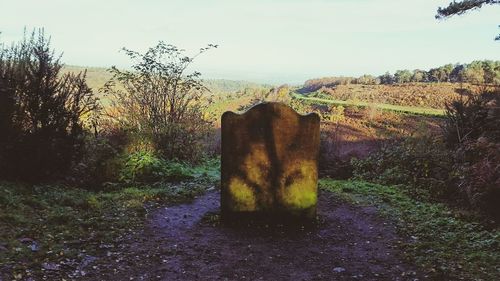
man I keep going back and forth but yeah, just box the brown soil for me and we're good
[83,191,424,281]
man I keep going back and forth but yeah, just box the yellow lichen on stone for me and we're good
[280,160,318,210]
[228,177,257,211]
[241,143,274,208]
[243,143,270,188]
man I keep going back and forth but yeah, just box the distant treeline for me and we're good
[301,60,500,92]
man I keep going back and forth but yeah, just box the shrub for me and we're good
[352,136,453,199]
[103,42,216,163]
[352,90,500,220]
[453,138,500,219]
[66,135,121,189]
[119,151,194,183]
[0,30,98,181]
[442,91,500,148]
[443,90,500,219]
[327,105,345,122]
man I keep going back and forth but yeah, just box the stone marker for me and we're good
[221,102,320,220]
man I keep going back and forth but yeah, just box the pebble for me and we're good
[333,267,346,273]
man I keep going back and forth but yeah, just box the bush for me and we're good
[119,151,194,183]
[453,138,500,219]
[443,91,500,219]
[352,136,453,199]
[103,42,216,163]
[442,91,500,148]
[351,90,500,220]
[0,30,98,181]
[66,135,121,189]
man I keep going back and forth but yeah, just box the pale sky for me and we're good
[0,0,499,83]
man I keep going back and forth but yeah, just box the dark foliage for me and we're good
[0,30,98,181]
[442,90,500,147]
[453,138,500,219]
[443,90,500,219]
[66,134,121,188]
[436,0,499,19]
[436,0,500,40]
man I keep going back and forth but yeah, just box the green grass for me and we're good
[321,179,500,280]
[0,180,210,280]
[190,157,221,182]
[292,92,445,116]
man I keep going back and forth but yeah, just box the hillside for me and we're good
[293,93,445,116]
[61,65,114,91]
[62,64,498,113]
[61,65,272,96]
[299,82,491,109]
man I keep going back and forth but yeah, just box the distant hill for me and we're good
[61,65,113,92]
[61,65,272,95]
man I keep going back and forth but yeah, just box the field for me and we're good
[292,92,446,116]
[303,82,484,108]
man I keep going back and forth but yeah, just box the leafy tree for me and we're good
[411,69,427,82]
[104,42,217,162]
[463,61,486,84]
[436,0,500,40]
[378,72,394,84]
[428,64,454,82]
[450,64,466,82]
[442,64,455,82]
[356,74,379,85]
[394,70,412,83]
[0,29,99,181]
[481,60,500,83]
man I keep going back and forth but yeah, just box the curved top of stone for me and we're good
[221,102,320,121]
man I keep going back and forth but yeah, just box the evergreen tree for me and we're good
[0,29,98,181]
[436,1,500,40]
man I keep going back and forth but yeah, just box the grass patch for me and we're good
[119,152,220,184]
[292,92,445,116]
[320,179,499,280]
[0,179,210,280]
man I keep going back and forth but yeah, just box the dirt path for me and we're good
[86,191,422,280]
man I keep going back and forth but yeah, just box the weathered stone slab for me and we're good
[221,102,320,220]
